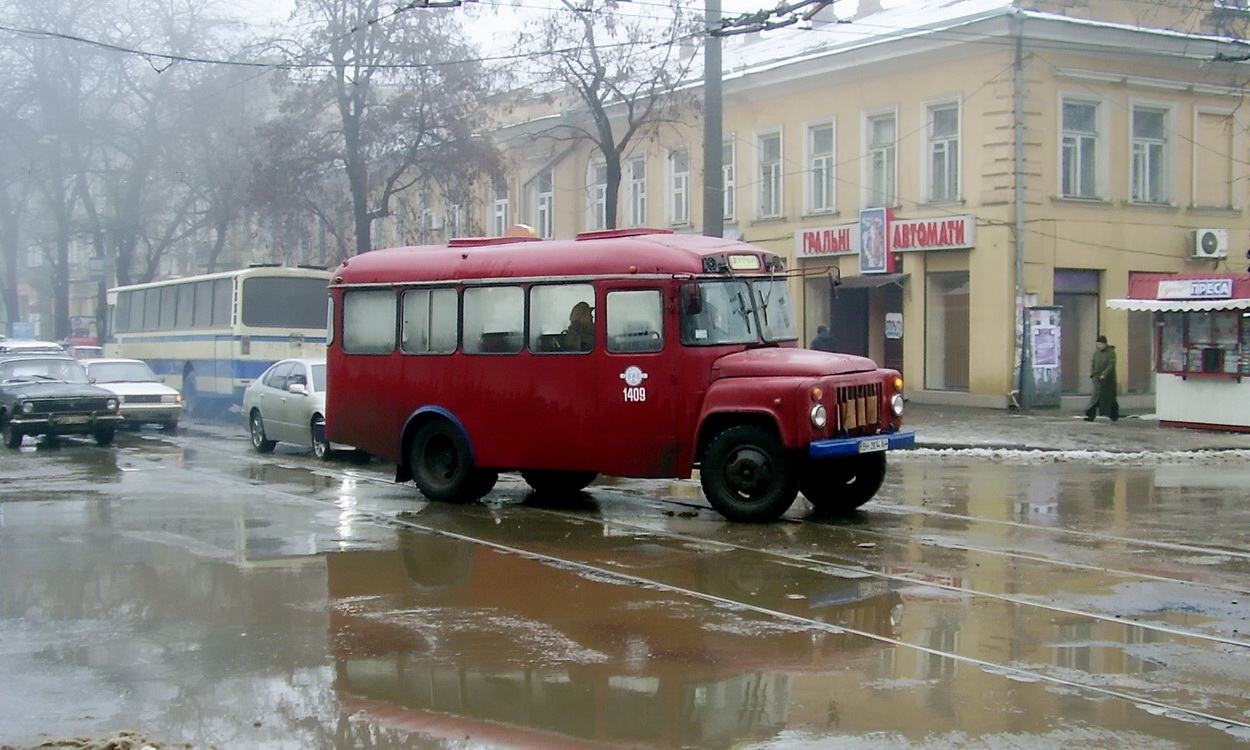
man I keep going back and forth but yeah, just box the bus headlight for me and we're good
[106,398,119,412]
[20,400,34,414]
[810,404,828,429]
[891,394,905,416]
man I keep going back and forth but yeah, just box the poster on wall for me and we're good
[858,207,892,274]
[1026,306,1062,408]
[885,312,903,340]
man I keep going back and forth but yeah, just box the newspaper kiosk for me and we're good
[1107,273,1250,432]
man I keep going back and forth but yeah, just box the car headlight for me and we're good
[891,393,905,416]
[20,400,34,414]
[162,394,178,404]
[810,403,828,429]
[106,398,119,411]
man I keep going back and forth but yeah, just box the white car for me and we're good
[243,357,348,459]
[83,358,184,431]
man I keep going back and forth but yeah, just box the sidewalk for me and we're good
[902,402,1250,454]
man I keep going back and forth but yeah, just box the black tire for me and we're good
[409,419,497,502]
[800,452,887,514]
[94,428,116,447]
[161,419,178,432]
[2,419,22,449]
[311,415,331,461]
[183,369,198,416]
[249,409,276,453]
[700,425,799,523]
[520,469,598,495]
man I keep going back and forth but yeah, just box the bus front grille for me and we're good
[835,383,881,433]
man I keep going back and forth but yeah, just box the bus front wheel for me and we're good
[700,425,799,523]
[800,452,887,515]
[409,420,497,502]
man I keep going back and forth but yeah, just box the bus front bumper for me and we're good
[809,430,915,460]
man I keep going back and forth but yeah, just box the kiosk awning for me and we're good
[838,273,908,289]
[1106,297,1250,312]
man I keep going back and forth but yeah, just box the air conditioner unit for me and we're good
[1192,228,1228,259]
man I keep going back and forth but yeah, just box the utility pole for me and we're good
[702,0,724,238]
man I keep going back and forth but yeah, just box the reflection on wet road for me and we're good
[0,423,1247,748]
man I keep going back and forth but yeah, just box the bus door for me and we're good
[595,286,678,477]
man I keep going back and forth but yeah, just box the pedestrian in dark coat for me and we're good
[810,324,837,352]
[1084,335,1119,421]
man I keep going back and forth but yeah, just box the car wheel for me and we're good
[311,415,331,461]
[249,409,276,453]
[700,425,799,523]
[409,419,497,502]
[94,428,115,447]
[520,469,598,495]
[2,419,22,449]
[800,452,887,515]
[161,419,178,432]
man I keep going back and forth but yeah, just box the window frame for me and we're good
[491,180,509,237]
[864,110,897,208]
[534,169,554,239]
[669,148,691,227]
[587,159,608,231]
[722,138,736,221]
[924,100,961,204]
[806,120,836,215]
[757,129,784,219]
[626,156,647,227]
[1129,102,1170,205]
[1060,96,1104,200]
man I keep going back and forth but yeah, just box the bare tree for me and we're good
[522,0,702,230]
[261,0,500,261]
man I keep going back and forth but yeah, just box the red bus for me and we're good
[326,228,914,522]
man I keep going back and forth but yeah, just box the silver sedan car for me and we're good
[242,357,348,459]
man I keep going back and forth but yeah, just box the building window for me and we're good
[924,271,969,391]
[927,103,959,203]
[1194,110,1235,209]
[627,157,647,227]
[807,122,835,214]
[669,149,690,226]
[867,113,896,207]
[491,180,509,236]
[445,203,463,239]
[534,169,554,239]
[758,130,783,219]
[1131,106,1167,204]
[1062,100,1099,198]
[722,140,736,221]
[588,161,608,231]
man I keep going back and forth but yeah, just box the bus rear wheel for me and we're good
[800,452,887,515]
[520,469,598,495]
[700,425,799,523]
[410,420,497,502]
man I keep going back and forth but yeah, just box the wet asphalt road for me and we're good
[1,420,1248,749]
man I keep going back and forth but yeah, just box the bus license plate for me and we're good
[858,437,888,453]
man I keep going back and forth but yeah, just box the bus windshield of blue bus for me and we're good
[241,277,330,329]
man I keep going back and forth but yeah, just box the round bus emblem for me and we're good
[620,365,648,387]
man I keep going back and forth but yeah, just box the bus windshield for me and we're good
[680,278,798,346]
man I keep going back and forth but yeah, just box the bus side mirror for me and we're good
[681,286,703,315]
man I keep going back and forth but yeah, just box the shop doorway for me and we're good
[1054,269,1101,395]
[829,274,906,372]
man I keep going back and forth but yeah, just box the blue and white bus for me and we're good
[106,266,331,414]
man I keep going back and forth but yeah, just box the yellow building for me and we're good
[395,0,1250,410]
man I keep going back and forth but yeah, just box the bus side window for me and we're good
[529,282,594,355]
[342,289,397,354]
[606,290,663,354]
[401,287,458,354]
[463,285,524,355]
